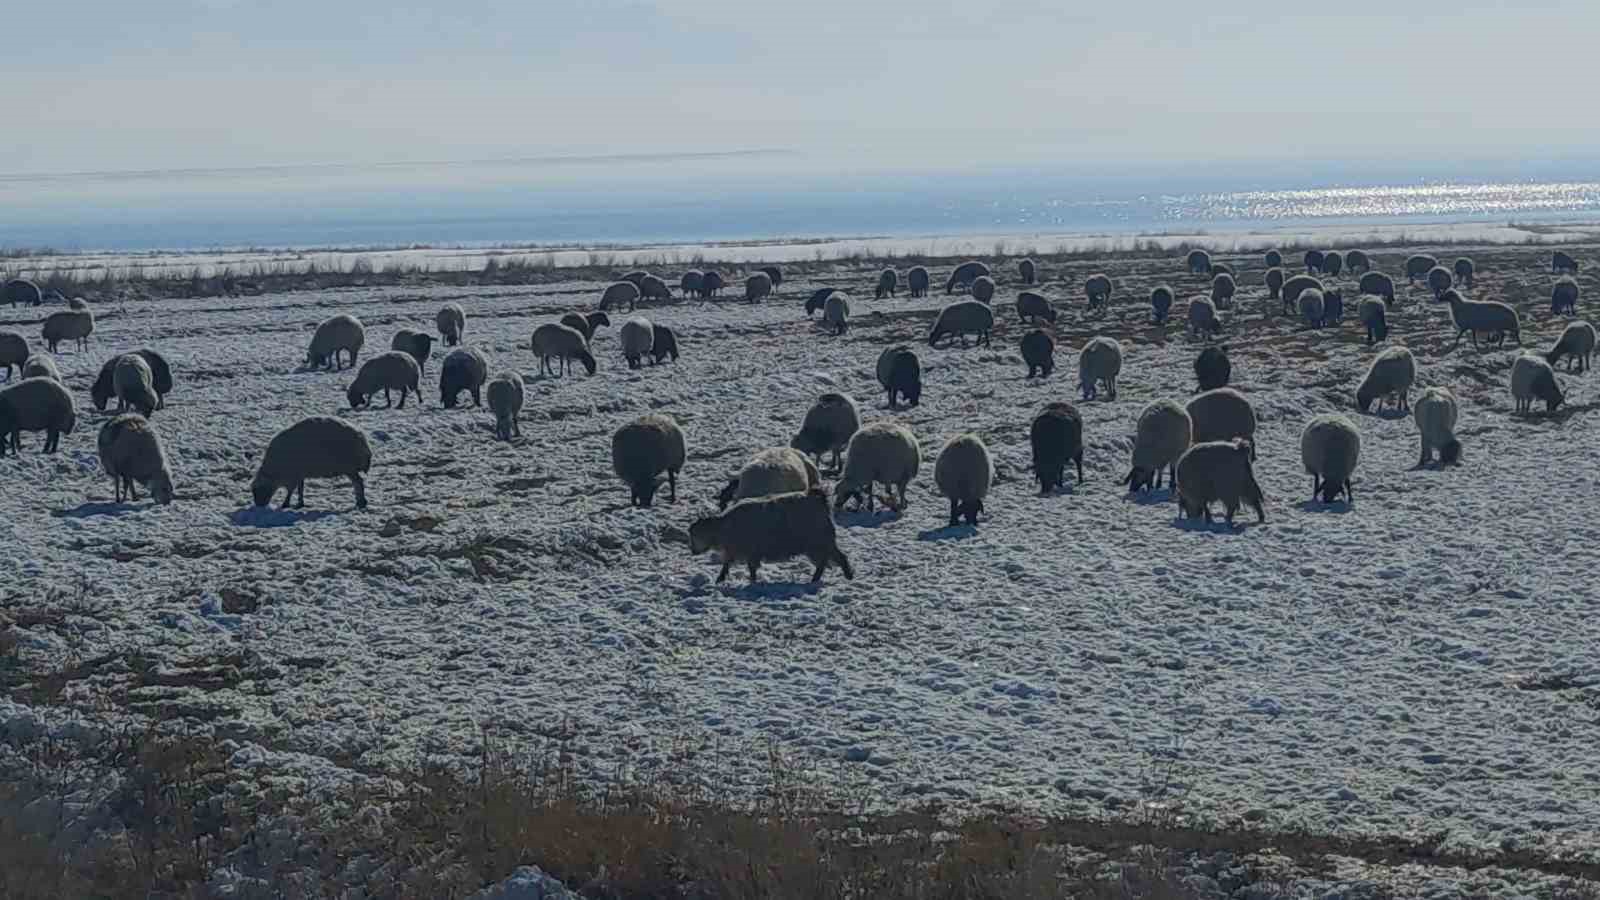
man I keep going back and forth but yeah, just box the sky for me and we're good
[3,0,1597,178]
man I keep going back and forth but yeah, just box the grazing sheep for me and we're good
[945,260,991,294]
[1211,262,1235,279]
[908,266,930,297]
[3,278,42,308]
[1299,289,1326,327]
[1019,258,1037,285]
[1017,291,1057,324]
[1346,250,1371,274]
[1359,295,1389,345]
[0,377,76,455]
[346,351,422,409]
[1030,402,1083,493]
[558,311,611,343]
[0,331,27,380]
[1188,296,1222,340]
[759,265,783,289]
[792,392,862,468]
[805,288,836,317]
[934,433,993,526]
[600,281,642,312]
[1186,250,1211,275]
[833,420,921,513]
[650,324,679,364]
[487,371,524,440]
[822,292,851,335]
[1265,267,1284,301]
[1021,328,1055,378]
[622,270,650,287]
[1413,387,1461,467]
[1120,399,1192,492]
[1265,249,1283,268]
[1551,276,1580,315]
[1175,439,1265,525]
[1405,254,1439,284]
[439,347,489,408]
[436,303,465,346]
[611,413,686,507]
[390,329,436,374]
[1150,285,1174,323]
[306,314,364,370]
[90,349,172,411]
[1426,266,1453,298]
[744,272,773,304]
[1439,289,1520,349]
[1194,345,1230,392]
[618,317,656,369]
[1300,414,1361,503]
[689,488,853,584]
[1078,337,1122,401]
[716,447,821,511]
[1322,289,1345,324]
[876,346,922,409]
[1355,346,1416,413]
[971,276,997,305]
[1546,320,1596,372]
[928,300,994,348]
[1207,273,1234,309]
[680,270,705,298]
[1321,251,1344,278]
[1084,273,1113,310]
[250,416,372,509]
[702,271,726,297]
[1453,257,1475,287]
[1279,274,1323,316]
[1358,272,1396,306]
[639,274,672,304]
[1186,387,1257,459]
[20,354,59,382]
[113,354,159,416]
[41,309,94,353]
[532,322,598,376]
[97,414,174,504]
[1553,251,1579,274]
[1511,354,1564,414]
[1304,250,1325,273]
[876,268,899,299]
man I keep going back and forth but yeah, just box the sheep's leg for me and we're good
[352,473,367,509]
[472,388,481,407]
[1075,453,1084,484]
[747,560,760,583]
[279,487,294,510]
[1311,475,1321,500]
[716,561,731,583]
[129,479,139,501]
[384,389,393,408]
[295,481,306,509]
[947,499,959,528]
[667,468,677,503]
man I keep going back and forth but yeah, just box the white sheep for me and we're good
[487,371,525,440]
[113,353,159,416]
[0,376,76,454]
[1510,354,1564,414]
[1355,346,1416,413]
[823,292,851,335]
[436,303,466,346]
[306,313,365,370]
[390,329,435,374]
[1078,336,1122,400]
[41,309,94,353]
[1299,414,1361,503]
[20,354,60,382]
[716,447,821,510]
[1188,295,1222,340]
[1150,285,1174,323]
[532,322,597,376]
[1210,272,1236,309]
[1551,277,1580,315]
[1439,290,1520,349]
[1358,272,1395,306]
[792,392,862,469]
[1404,254,1439,284]
[251,416,373,509]
[1016,291,1057,325]
[944,261,990,294]
[1084,273,1113,309]
[98,413,174,504]
[1299,289,1325,328]
[970,276,997,305]
[744,272,773,303]
[619,317,655,369]
[1018,258,1037,285]
[0,331,27,381]
[908,266,930,297]
[689,488,853,584]
[875,269,899,300]
[347,351,423,409]
[599,282,641,312]
[440,347,489,408]
[611,413,686,507]
[91,349,172,411]
[1120,399,1192,492]
[1175,439,1265,525]
[1279,274,1323,316]
[1546,321,1596,372]
[833,420,920,513]
[928,301,994,348]
[1358,295,1389,344]
[933,433,994,526]
[1413,387,1461,467]
[1186,388,1257,460]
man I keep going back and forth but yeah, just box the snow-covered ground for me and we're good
[3,244,1600,866]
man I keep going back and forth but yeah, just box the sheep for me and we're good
[440,347,489,408]
[1019,258,1037,285]
[651,324,679,364]
[1553,250,1579,274]
[928,300,994,348]
[600,281,642,312]
[716,447,821,511]
[1265,267,1284,301]
[1030,402,1083,493]
[876,268,898,299]
[1021,328,1055,378]
[1551,276,1580,315]
[1188,295,1222,340]
[1359,295,1390,345]
[1017,291,1057,324]
[1511,354,1564,414]
[113,354,159,416]
[1355,346,1416,413]
[1426,266,1453,298]
[804,288,836,317]
[876,346,922,409]
[759,265,783,289]
[1405,254,1438,284]
[689,488,853,584]
[1346,250,1371,274]
[823,292,850,335]
[1359,272,1396,306]
[532,322,598,376]
[346,351,422,409]
[487,371,524,440]
[1303,249,1324,273]
[833,420,920,513]
[97,413,175,504]
[1207,272,1236,309]
[744,272,773,304]
[1186,250,1211,275]
[1439,289,1520,349]
[1299,289,1326,328]
[934,433,993,526]
[1150,285,1174,323]
[702,271,726,297]
[1300,414,1361,503]
[945,260,991,294]
[88,349,171,412]
[3,278,42,307]
[1211,262,1235,279]
[0,331,27,380]
[971,276,997,305]
[792,392,861,468]
[1175,439,1265,525]
[1120,399,1192,492]
[558,311,610,343]
[619,317,655,369]
[251,416,372,509]
[0,377,75,455]
[622,270,650,287]
[1084,273,1113,310]
[1413,387,1461,467]
[1546,321,1596,372]
[41,309,94,353]
[1194,345,1230,392]
[20,354,59,382]
[908,266,930,297]
[680,270,705,298]
[306,313,364,370]
[611,413,686,507]
[1280,274,1323,316]
[390,329,435,374]
[436,303,465,346]
[1265,249,1283,268]
[1322,289,1345,325]
[1078,337,1122,401]
[1322,251,1344,278]
[1453,257,1475,287]
[639,274,673,304]
[1186,387,1257,459]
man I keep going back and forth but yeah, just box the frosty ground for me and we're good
[3,243,1600,888]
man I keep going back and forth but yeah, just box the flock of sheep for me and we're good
[0,245,1591,585]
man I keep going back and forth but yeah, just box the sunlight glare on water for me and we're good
[1166,181,1600,222]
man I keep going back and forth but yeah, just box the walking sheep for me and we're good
[1079,337,1122,401]
[834,420,921,513]
[90,349,172,411]
[1440,290,1520,349]
[306,314,364,370]
[1085,273,1113,310]
[934,433,993,526]
[716,447,821,511]
[1553,251,1579,274]
[1265,267,1284,302]
[1359,295,1389,345]
[689,488,853,585]
[971,276,997,305]
[390,329,436,374]
[600,282,641,312]
[440,347,489,408]
[1188,296,1222,340]
[908,266,930,297]
[1187,387,1257,459]
[619,317,655,369]
[876,346,922,409]
[436,303,465,346]
[532,323,598,376]
[1019,258,1037,285]
[1300,414,1361,504]
[1551,276,1579,315]
[1021,329,1055,378]
[1453,257,1475,287]
[41,309,94,353]
[0,331,27,380]
[1175,439,1265,525]
[744,272,773,304]
[1194,345,1230,392]
[945,261,991,294]
[1405,254,1439,284]
[1121,399,1192,492]
[0,377,76,454]
[1017,291,1057,324]
[1356,346,1416,413]
[558,312,611,343]
[823,292,851,335]
[250,416,373,510]
[1279,274,1323,316]
[1030,402,1083,493]
[612,413,686,507]
[650,324,679,364]
[876,268,899,299]
[98,414,174,505]
[1413,387,1461,467]
[1426,266,1453,298]
[1546,321,1596,372]
[346,351,422,409]
[20,355,59,382]
[1358,272,1396,306]
[928,300,994,348]
[1511,354,1564,414]
[113,354,159,416]
[3,279,42,308]
[1186,250,1211,275]
[487,371,524,440]
[1322,251,1344,278]
[1150,285,1174,323]
[792,392,862,469]
[1346,250,1371,274]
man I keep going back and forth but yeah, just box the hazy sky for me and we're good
[4,0,1596,176]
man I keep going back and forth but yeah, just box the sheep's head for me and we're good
[578,350,598,376]
[716,478,740,511]
[832,480,863,511]
[250,478,275,508]
[588,312,611,329]
[1356,384,1377,412]
[151,469,175,505]
[688,517,719,555]
[1119,466,1154,493]
[347,385,367,409]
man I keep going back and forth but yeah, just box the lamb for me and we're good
[1553,251,1579,274]
[1510,354,1564,414]
[876,346,922,409]
[908,266,930,297]
[1546,321,1596,372]
[822,292,851,335]
[759,266,783,289]
[1084,273,1113,310]
[945,260,991,294]
[1017,291,1057,324]
[532,322,598,376]
[1346,250,1371,274]
[1119,399,1192,492]
[558,311,610,343]
[1188,295,1222,340]
[0,331,27,380]
[970,276,997,305]
[680,270,705,298]
[1299,414,1361,503]
[650,324,679,364]
[1019,258,1037,285]
[934,433,993,526]
[41,309,94,353]
[1299,289,1325,327]
[250,416,373,509]
[439,347,489,408]
[689,488,853,584]
[306,313,364,370]
[1175,439,1265,525]
[1194,345,1230,392]
[1279,274,1323,316]
[346,351,422,409]
[1265,267,1284,301]
[805,288,836,317]
[97,413,175,504]
[744,272,773,304]
[1453,257,1475,287]
[1265,249,1283,268]
[1030,402,1083,493]
[1321,251,1344,277]
[833,420,921,513]
[0,377,75,454]
[1186,250,1211,275]
[1440,289,1520,349]
[1206,272,1234,309]
[1405,254,1439,284]
[1551,276,1579,315]
[876,268,899,299]
[113,354,160,416]
[1359,295,1389,344]
[716,447,821,511]
[1426,266,1453,298]
[390,329,435,373]
[619,317,655,369]
[792,392,862,468]
[611,413,686,507]
[702,271,726,297]
[1078,336,1122,401]
[1359,272,1396,306]
[928,300,994,348]
[3,278,42,307]
[90,349,172,411]
[600,281,642,312]
[1021,328,1055,378]
[1355,346,1416,413]
[1304,249,1325,273]
[20,354,59,382]
[1413,387,1462,467]
[1149,285,1174,323]
[639,274,673,304]
[436,303,465,346]
[487,371,525,440]
[1186,387,1257,459]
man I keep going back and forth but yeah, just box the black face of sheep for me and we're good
[1439,439,1463,466]
[1313,474,1351,505]
[575,350,598,375]
[716,477,739,511]
[1533,371,1565,412]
